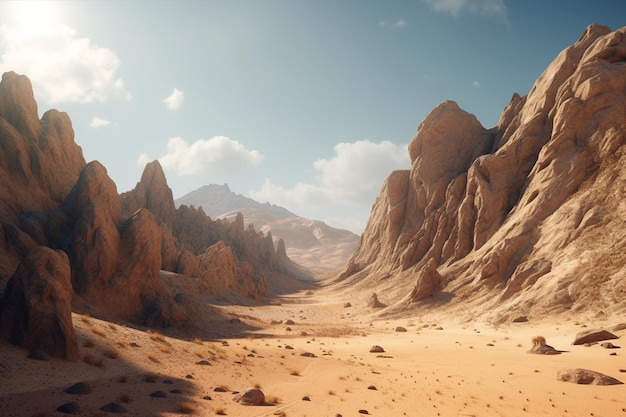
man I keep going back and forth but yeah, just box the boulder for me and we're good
[572,329,619,345]
[0,246,79,361]
[233,387,265,405]
[528,336,562,355]
[367,293,385,308]
[557,368,623,385]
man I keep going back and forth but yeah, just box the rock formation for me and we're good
[337,24,626,321]
[0,70,304,353]
[0,246,79,360]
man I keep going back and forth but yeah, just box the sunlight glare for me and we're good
[7,1,61,33]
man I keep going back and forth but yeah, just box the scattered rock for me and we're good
[302,396,311,401]
[162,379,173,385]
[285,327,292,332]
[229,318,241,324]
[369,345,385,353]
[557,368,623,385]
[214,387,228,392]
[170,389,182,394]
[528,336,563,355]
[284,345,294,350]
[233,387,265,405]
[367,293,385,308]
[203,395,212,400]
[221,341,229,346]
[300,352,316,358]
[56,402,81,414]
[572,329,619,345]
[601,342,619,349]
[196,360,212,365]
[100,402,128,413]
[367,385,377,390]
[285,319,295,325]
[513,316,529,323]
[64,382,92,395]
[185,374,194,379]
[611,323,626,332]
[344,302,352,308]
[358,410,370,415]
[395,326,407,332]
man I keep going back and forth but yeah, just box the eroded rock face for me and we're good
[0,246,79,360]
[339,24,626,320]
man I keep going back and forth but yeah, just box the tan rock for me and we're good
[0,246,78,360]
[336,24,626,319]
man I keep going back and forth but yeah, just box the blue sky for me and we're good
[0,0,624,234]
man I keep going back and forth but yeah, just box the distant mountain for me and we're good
[175,185,360,274]
[175,184,295,219]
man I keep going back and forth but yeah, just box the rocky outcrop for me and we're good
[557,368,623,385]
[0,70,303,350]
[337,24,626,320]
[0,246,79,360]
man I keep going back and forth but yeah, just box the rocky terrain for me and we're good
[336,23,626,323]
[0,71,307,359]
[176,184,360,273]
[0,23,625,417]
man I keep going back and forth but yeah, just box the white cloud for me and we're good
[422,0,507,18]
[141,136,263,176]
[163,88,184,110]
[250,140,410,233]
[90,116,111,128]
[379,19,407,29]
[393,19,407,29]
[0,9,130,104]
[472,80,480,87]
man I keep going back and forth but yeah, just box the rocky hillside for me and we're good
[0,71,305,358]
[177,185,360,273]
[336,24,626,323]
[176,184,295,219]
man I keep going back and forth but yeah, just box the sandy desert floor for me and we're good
[1,284,625,417]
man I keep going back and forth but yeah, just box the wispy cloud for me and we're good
[138,136,263,176]
[163,88,184,110]
[472,80,480,87]
[90,116,111,128]
[0,16,130,103]
[379,19,408,29]
[422,0,507,18]
[393,19,407,29]
[250,140,410,233]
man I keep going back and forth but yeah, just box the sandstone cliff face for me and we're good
[0,70,300,348]
[339,24,626,321]
[0,246,79,360]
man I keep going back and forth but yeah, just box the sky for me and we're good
[0,0,624,234]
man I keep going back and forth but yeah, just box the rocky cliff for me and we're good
[0,71,301,357]
[337,24,626,322]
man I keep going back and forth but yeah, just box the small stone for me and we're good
[395,326,407,332]
[369,345,385,353]
[64,382,92,395]
[100,402,128,413]
[56,402,81,414]
[367,385,377,390]
[150,390,167,398]
[214,387,228,392]
[302,396,311,401]
[196,360,212,365]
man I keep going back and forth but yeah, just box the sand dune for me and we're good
[1,287,624,417]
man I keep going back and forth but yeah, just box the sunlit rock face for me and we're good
[0,70,302,341]
[338,24,626,322]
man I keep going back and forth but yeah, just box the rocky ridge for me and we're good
[0,71,303,358]
[336,24,626,322]
[177,185,360,273]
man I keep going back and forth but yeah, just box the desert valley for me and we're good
[0,23,625,417]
